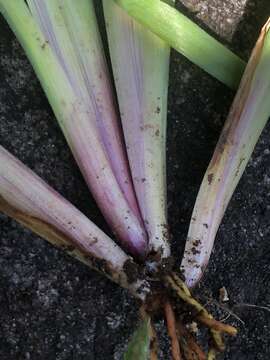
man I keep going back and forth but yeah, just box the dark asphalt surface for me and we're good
[0,1,270,359]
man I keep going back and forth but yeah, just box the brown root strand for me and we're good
[178,336,194,360]
[197,314,237,335]
[177,321,207,360]
[141,273,237,359]
[166,275,237,336]
[164,301,183,360]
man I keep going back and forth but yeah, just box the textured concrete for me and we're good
[0,0,270,359]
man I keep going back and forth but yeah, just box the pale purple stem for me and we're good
[0,145,150,298]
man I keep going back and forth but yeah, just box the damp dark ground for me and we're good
[0,1,270,359]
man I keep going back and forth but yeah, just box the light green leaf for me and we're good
[114,0,246,89]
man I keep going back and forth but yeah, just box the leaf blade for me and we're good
[124,317,152,360]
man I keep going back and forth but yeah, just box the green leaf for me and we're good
[124,317,152,360]
[114,0,246,89]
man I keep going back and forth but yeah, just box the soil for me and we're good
[0,1,270,359]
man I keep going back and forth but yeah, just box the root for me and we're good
[166,274,237,333]
[233,303,270,313]
[141,272,237,359]
[164,301,183,360]
[165,273,237,355]
[197,314,237,335]
[210,299,245,325]
[207,348,217,360]
[177,320,207,360]
[210,329,225,352]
